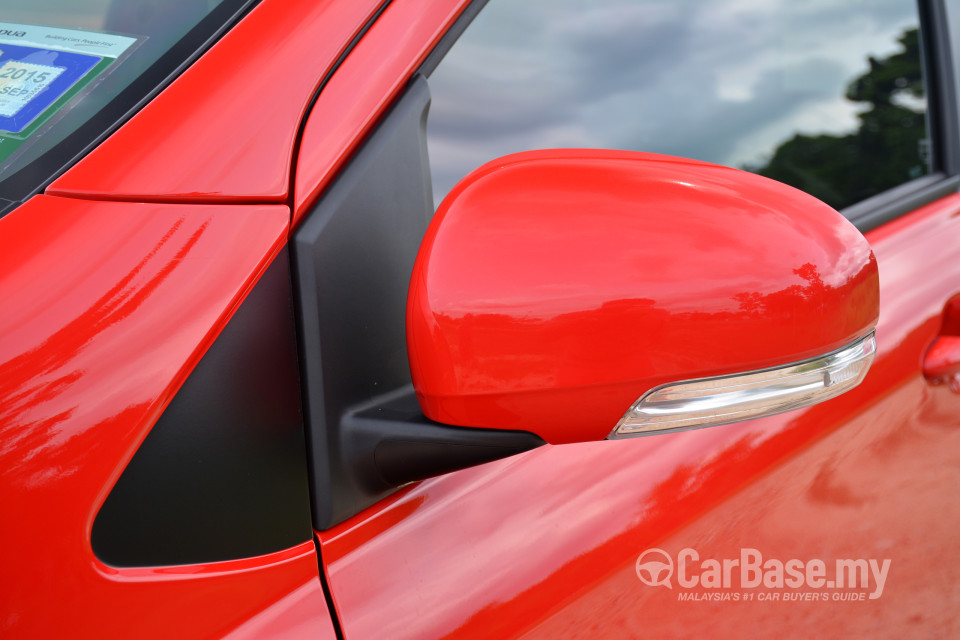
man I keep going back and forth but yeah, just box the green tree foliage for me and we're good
[750,29,927,210]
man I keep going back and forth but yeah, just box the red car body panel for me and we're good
[292,0,471,225]
[319,193,960,638]
[0,0,956,636]
[46,0,385,204]
[0,197,334,638]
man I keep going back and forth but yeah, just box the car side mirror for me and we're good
[297,112,881,530]
[407,149,879,444]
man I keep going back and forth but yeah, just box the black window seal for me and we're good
[418,0,960,235]
[843,173,960,232]
[844,0,960,233]
[924,0,960,177]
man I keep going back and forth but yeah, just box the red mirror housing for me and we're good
[407,150,879,444]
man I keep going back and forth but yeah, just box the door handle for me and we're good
[924,296,960,392]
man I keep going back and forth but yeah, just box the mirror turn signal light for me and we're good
[609,332,877,438]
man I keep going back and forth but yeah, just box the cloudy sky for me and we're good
[426,0,923,203]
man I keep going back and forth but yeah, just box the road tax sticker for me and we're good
[0,23,137,136]
[0,60,66,118]
[0,43,100,133]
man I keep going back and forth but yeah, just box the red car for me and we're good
[2,0,959,637]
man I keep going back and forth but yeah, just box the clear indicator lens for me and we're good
[609,332,877,438]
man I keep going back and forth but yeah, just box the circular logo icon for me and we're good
[636,548,674,588]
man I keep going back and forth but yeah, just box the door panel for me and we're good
[319,193,960,637]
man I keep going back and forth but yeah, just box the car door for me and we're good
[289,0,960,638]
